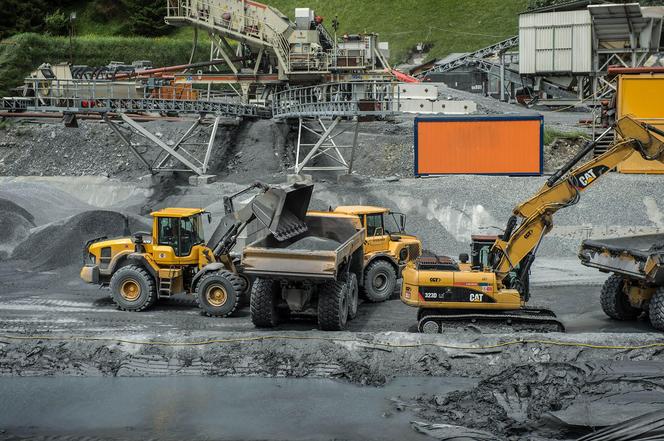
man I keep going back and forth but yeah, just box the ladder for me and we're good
[593,129,615,157]
[158,266,178,298]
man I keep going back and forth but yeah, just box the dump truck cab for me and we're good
[326,206,422,303]
[333,205,421,269]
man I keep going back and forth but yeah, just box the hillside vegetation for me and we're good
[0,0,527,96]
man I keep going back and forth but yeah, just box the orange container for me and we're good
[616,74,664,174]
[414,115,543,175]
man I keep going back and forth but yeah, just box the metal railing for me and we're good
[272,81,398,118]
[2,79,271,118]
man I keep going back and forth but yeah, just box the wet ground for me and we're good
[0,376,479,440]
[0,262,653,336]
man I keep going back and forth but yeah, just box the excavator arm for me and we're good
[491,116,664,289]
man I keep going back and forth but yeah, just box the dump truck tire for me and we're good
[347,273,359,320]
[600,274,639,321]
[109,265,156,312]
[251,278,280,328]
[362,260,397,303]
[196,271,243,317]
[318,279,349,331]
[649,287,664,331]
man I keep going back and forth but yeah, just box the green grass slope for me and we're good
[267,0,527,63]
[0,1,528,96]
[0,33,208,96]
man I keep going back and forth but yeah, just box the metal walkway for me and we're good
[272,82,398,119]
[0,96,270,119]
[418,35,519,78]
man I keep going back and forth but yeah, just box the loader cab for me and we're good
[151,208,207,264]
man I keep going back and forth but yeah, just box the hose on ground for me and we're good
[0,333,663,351]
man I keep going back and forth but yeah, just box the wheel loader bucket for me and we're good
[251,183,313,241]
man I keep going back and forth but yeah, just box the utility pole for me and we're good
[69,12,77,65]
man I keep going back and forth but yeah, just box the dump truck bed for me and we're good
[242,215,364,280]
[579,234,664,284]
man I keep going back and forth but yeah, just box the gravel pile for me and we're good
[0,199,35,260]
[11,210,147,270]
[285,236,340,251]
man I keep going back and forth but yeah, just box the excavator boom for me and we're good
[491,116,664,285]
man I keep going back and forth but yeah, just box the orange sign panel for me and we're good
[415,116,543,175]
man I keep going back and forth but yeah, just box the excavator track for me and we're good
[417,308,565,334]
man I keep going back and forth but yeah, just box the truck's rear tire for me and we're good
[649,287,664,331]
[347,273,359,320]
[109,265,156,312]
[250,278,281,328]
[600,274,639,321]
[196,271,243,317]
[362,260,397,303]
[318,280,349,331]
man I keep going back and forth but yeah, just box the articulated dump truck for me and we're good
[579,234,664,331]
[243,214,365,331]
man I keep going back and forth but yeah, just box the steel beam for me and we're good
[119,113,204,175]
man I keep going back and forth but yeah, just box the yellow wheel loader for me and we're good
[80,182,313,316]
[400,116,664,333]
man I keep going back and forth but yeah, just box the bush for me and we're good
[0,33,209,96]
[44,9,69,36]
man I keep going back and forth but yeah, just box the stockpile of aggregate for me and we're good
[0,198,35,260]
[11,210,149,270]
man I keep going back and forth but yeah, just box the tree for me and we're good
[44,9,69,36]
[121,0,172,37]
[0,0,47,40]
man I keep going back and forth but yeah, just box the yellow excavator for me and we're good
[401,115,664,333]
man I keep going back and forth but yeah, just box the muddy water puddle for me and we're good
[0,376,477,440]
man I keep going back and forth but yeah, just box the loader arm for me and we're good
[491,116,664,287]
[206,182,314,259]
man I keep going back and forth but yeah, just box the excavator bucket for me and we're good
[251,183,313,241]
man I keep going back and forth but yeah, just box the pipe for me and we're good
[114,59,231,79]
[607,66,664,76]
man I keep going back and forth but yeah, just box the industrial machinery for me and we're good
[326,206,422,302]
[80,182,313,316]
[579,234,664,331]
[242,206,421,330]
[401,115,664,333]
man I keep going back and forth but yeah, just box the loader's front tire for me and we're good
[318,279,349,331]
[196,271,243,317]
[649,287,664,331]
[362,260,397,303]
[600,274,639,321]
[109,265,157,312]
[250,278,281,328]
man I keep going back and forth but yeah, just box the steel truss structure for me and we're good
[293,117,360,175]
[105,113,225,176]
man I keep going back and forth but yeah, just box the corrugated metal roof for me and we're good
[589,3,650,40]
